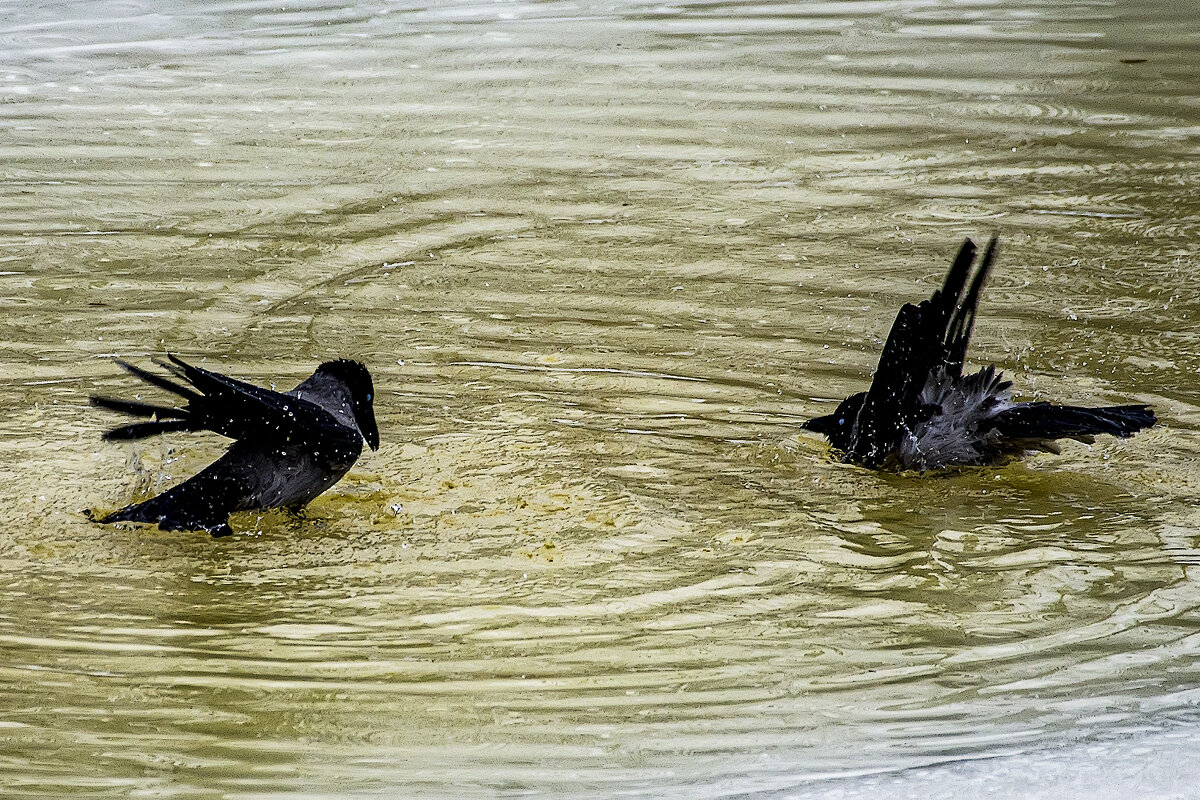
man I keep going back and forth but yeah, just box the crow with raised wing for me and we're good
[802,238,1155,470]
[91,355,379,537]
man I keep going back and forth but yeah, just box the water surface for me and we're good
[1,1,1199,797]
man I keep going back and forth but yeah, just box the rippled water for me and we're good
[2,0,1199,797]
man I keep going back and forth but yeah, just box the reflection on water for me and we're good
[1,0,1199,796]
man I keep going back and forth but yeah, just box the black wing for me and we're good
[91,355,349,448]
[943,236,996,377]
[846,237,997,467]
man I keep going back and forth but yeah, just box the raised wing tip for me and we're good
[980,235,999,263]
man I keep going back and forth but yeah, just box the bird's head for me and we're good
[800,392,865,451]
[316,359,380,450]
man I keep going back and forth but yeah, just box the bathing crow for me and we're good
[91,355,379,537]
[802,238,1155,470]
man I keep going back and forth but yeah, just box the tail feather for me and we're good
[97,504,147,524]
[994,403,1156,441]
[95,472,237,537]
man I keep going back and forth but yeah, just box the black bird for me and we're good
[802,237,1155,470]
[91,355,379,537]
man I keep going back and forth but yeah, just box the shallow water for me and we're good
[1,0,1199,797]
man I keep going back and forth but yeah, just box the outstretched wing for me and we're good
[992,402,1156,442]
[847,237,997,467]
[943,236,996,377]
[91,355,352,449]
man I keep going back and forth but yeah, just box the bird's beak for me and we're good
[356,403,380,451]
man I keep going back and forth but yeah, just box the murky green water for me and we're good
[1,1,1199,797]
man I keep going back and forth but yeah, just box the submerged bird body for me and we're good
[803,238,1155,470]
[92,356,379,537]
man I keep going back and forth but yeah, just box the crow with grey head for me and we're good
[802,238,1155,470]
[91,355,379,537]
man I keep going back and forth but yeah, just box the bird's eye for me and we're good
[838,417,845,426]
[366,393,372,402]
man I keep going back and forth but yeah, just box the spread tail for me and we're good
[993,403,1156,442]
[95,494,233,537]
[96,500,154,525]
